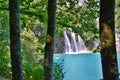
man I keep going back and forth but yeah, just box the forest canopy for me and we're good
[0,0,120,79]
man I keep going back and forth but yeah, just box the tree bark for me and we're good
[100,0,119,80]
[44,0,57,80]
[9,0,24,80]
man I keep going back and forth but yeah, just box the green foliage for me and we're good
[115,0,120,32]
[53,60,65,80]
[23,60,44,80]
[20,0,48,24]
[0,0,8,11]
[23,57,65,80]
[0,0,100,79]
[56,0,99,41]
[0,11,11,79]
[0,0,100,41]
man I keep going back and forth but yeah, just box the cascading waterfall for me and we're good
[71,32,78,52]
[63,31,72,53]
[63,29,120,54]
[63,28,88,54]
[65,29,78,52]
[115,32,120,53]
[76,34,87,52]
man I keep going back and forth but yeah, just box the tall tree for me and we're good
[44,0,57,80]
[9,0,23,80]
[100,0,119,80]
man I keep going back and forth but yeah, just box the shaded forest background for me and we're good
[0,0,120,79]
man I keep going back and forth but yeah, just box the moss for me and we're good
[101,23,114,49]
[46,34,52,43]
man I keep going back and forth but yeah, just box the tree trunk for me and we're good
[44,0,57,80]
[100,0,119,80]
[9,0,24,80]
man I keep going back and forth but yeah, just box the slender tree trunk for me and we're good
[44,0,57,80]
[9,0,24,80]
[100,0,119,80]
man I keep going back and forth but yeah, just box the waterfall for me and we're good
[63,31,72,53]
[66,29,78,52]
[71,33,78,52]
[76,35,87,52]
[115,32,120,53]
[63,28,87,53]
[55,29,120,54]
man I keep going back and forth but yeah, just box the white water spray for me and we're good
[63,28,88,54]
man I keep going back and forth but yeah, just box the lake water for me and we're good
[54,53,120,80]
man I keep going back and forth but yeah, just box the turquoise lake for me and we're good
[54,53,120,80]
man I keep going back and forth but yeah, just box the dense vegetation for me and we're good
[0,0,120,79]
